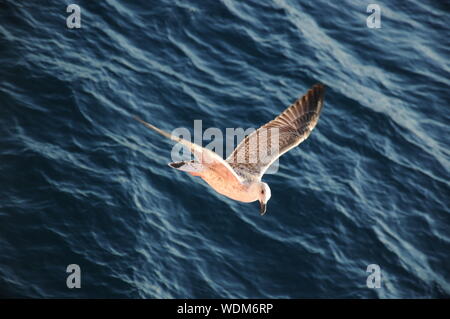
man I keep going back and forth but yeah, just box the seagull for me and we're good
[135,83,325,215]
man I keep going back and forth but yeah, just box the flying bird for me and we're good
[135,83,325,215]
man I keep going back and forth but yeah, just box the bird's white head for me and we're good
[252,182,271,215]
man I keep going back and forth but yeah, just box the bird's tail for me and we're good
[168,160,205,176]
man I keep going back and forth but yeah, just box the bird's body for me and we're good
[192,164,255,202]
[136,84,325,215]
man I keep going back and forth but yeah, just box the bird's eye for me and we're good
[261,190,264,194]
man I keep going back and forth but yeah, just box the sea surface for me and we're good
[0,0,449,298]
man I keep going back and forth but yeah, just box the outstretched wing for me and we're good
[135,116,243,184]
[226,83,325,181]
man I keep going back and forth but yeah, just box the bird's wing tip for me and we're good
[313,83,325,92]
[133,115,146,124]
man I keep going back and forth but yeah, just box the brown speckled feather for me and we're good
[226,83,325,181]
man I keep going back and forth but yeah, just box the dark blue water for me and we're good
[1,0,449,298]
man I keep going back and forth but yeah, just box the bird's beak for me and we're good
[259,201,267,216]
